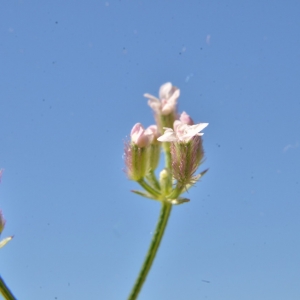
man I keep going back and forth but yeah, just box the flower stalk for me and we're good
[127,201,172,300]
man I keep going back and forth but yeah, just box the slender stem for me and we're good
[128,201,172,300]
[162,142,171,170]
[162,142,173,195]
[146,170,160,191]
[168,183,184,200]
[0,276,16,300]
[137,179,161,199]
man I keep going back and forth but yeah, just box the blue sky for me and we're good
[0,1,300,299]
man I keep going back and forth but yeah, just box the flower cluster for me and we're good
[124,83,208,204]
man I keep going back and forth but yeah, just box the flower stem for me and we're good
[168,183,184,200]
[127,201,172,300]
[137,178,161,199]
[146,170,160,191]
[162,142,171,170]
[0,276,16,300]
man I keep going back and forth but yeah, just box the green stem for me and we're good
[168,183,184,200]
[162,142,173,194]
[128,201,172,300]
[146,170,160,191]
[137,179,161,199]
[162,142,171,170]
[0,276,16,300]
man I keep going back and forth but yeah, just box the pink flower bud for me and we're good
[145,125,159,144]
[179,111,194,125]
[125,124,161,181]
[144,125,161,171]
[131,123,153,148]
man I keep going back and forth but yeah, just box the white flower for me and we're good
[144,82,180,115]
[157,121,208,143]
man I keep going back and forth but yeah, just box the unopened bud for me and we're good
[170,136,204,187]
[124,142,149,181]
[179,111,194,125]
[131,123,153,148]
[145,125,160,171]
[125,123,161,181]
[159,169,171,195]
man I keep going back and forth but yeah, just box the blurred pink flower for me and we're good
[144,82,180,116]
[157,121,208,143]
[179,111,194,125]
[131,123,154,148]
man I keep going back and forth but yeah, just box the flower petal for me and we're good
[143,93,160,102]
[159,82,173,99]
[190,123,209,133]
[145,125,159,140]
[161,101,176,115]
[166,88,180,103]
[171,121,209,142]
[157,128,178,142]
[146,97,161,114]
[130,123,153,147]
